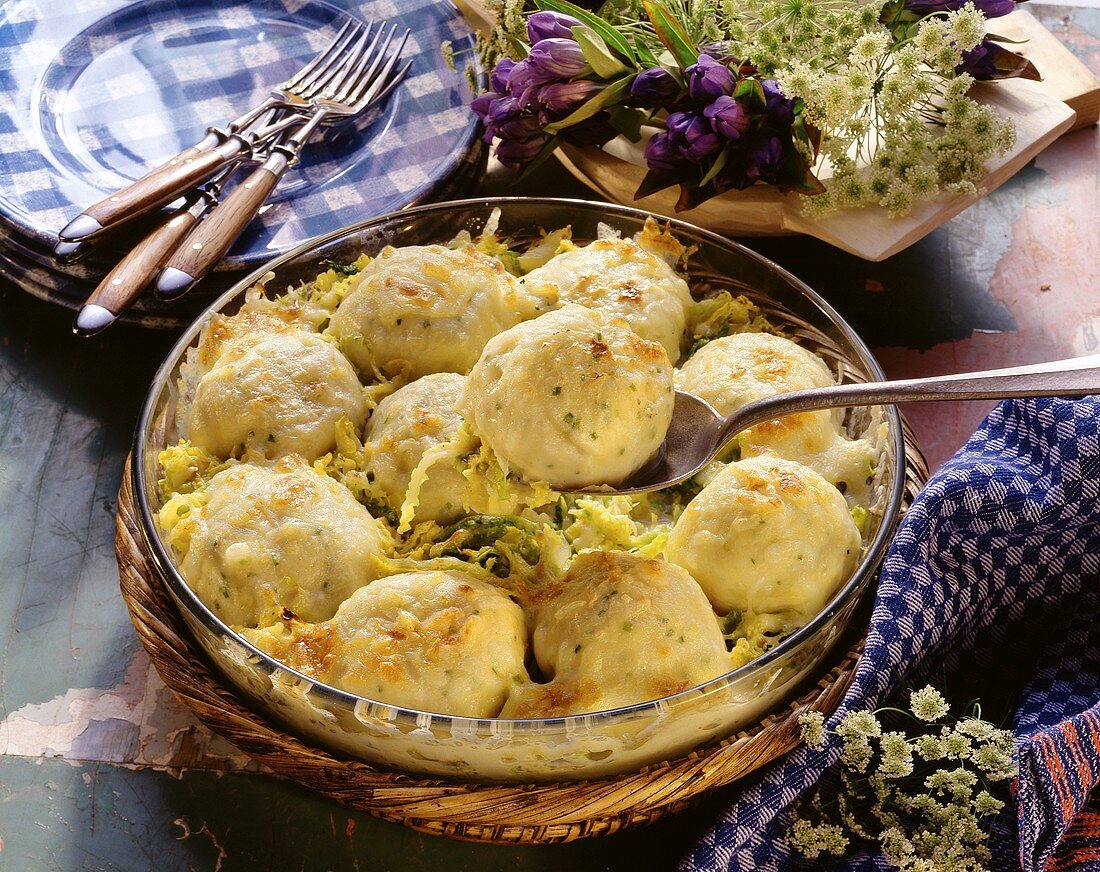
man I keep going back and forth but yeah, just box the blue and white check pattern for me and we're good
[683,397,1100,872]
[0,0,483,271]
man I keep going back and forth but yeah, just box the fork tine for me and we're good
[350,29,410,108]
[340,25,400,106]
[325,23,386,104]
[361,57,412,109]
[281,18,356,92]
[294,21,368,99]
[327,24,389,103]
[308,23,375,100]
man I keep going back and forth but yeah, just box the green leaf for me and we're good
[699,146,730,186]
[534,0,636,63]
[544,75,634,133]
[607,105,646,141]
[642,0,698,70]
[573,25,631,78]
[633,36,660,68]
[734,78,765,112]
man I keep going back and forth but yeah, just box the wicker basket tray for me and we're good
[114,420,926,846]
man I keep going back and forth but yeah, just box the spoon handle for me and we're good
[720,353,1100,447]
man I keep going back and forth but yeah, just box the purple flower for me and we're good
[762,79,795,127]
[644,131,682,171]
[490,57,517,95]
[699,42,741,66]
[630,67,680,107]
[474,95,542,143]
[746,135,784,182]
[560,114,617,148]
[667,110,722,162]
[526,10,582,43]
[905,0,1015,16]
[505,58,558,103]
[956,41,998,78]
[704,95,749,140]
[526,38,592,79]
[495,135,548,168]
[536,80,603,120]
[685,54,737,101]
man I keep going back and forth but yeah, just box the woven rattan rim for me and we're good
[115,417,926,846]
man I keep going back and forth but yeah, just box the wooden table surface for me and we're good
[1,7,1097,868]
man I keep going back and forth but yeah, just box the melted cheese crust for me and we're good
[241,569,528,718]
[666,456,860,620]
[521,236,692,361]
[174,457,385,627]
[365,372,467,525]
[501,551,731,717]
[328,244,543,378]
[181,331,366,462]
[464,305,675,489]
[675,332,875,493]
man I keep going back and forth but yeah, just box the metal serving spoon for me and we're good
[584,353,1100,495]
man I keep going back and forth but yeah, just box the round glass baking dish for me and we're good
[132,197,905,783]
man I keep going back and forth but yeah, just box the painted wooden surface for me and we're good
[0,5,1097,867]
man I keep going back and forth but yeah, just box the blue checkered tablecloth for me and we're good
[683,397,1100,871]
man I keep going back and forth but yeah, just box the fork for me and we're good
[56,18,367,244]
[155,24,411,298]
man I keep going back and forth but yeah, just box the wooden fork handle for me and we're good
[85,208,201,315]
[162,158,285,285]
[60,138,245,240]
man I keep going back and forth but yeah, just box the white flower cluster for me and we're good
[791,685,1017,871]
[729,0,1014,216]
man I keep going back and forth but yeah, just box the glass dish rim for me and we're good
[132,195,906,734]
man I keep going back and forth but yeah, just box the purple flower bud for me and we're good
[700,42,741,66]
[762,79,795,127]
[685,54,737,101]
[495,135,548,168]
[956,42,998,78]
[667,110,722,163]
[704,95,749,140]
[644,131,681,171]
[905,0,1014,15]
[526,10,582,43]
[490,57,517,96]
[505,58,557,103]
[560,114,617,148]
[526,38,592,79]
[536,80,603,119]
[487,96,543,141]
[630,67,680,107]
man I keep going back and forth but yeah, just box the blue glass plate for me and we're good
[0,0,483,271]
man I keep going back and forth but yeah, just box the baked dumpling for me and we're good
[501,551,731,717]
[327,244,542,378]
[365,372,467,525]
[164,457,386,627]
[181,331,367,462]
[666,456,860,621]
[241,569,529,718]
[675,332,875,491]
[464,305,675,489]
[521,235,692,361]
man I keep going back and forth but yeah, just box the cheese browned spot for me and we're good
[463,305,675,489]
[521,232,692,361]
[500,551,731,717]
[666,455,860,620]
[241,569,528,718]
[181,331,366,462]
[328,244,545,378]
[168,457,386,628]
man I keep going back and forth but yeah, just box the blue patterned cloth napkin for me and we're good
[682,397,1100,871]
